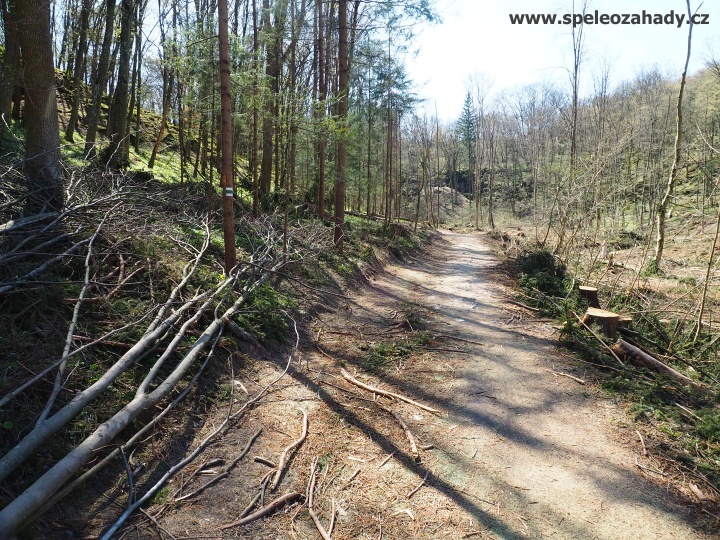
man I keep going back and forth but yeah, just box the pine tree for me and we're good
[456,91,476,173]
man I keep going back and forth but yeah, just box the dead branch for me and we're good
[407,470,429,498]
[634,456,667,477]
[328,498,337,536]
[174,429,262,502]
[376,403,419,462]
[308,457,333,540]
[0,292,203,483]
[0,228,79,265]
[341,468,361,489]
[0,211,59,233]
[549,370,586,385]
[340,368,441,415]
[30,332,216,521]
[38,204,118,425]
[0,237,91,294]
[636,430,648,457]
[612,339,708,394]
[504,299,540,312]
[378,452,395,468]
[0,259,287,537]
[270,409,309,491]
[432,333,486,346]
[64,265,145,304]
[254,456,277,468]
[239,492,262,518]
[217,492,304,530]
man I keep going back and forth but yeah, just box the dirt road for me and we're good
[147,230,712,539]
[325,230,709,539]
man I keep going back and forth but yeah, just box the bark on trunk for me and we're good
[15,0,63,212]
[85,0,117,158]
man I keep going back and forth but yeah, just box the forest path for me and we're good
[151,230,712,540]
[329,229,709,539]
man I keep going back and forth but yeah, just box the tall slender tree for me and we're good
[14,0,63,211]
[218,0,236,272]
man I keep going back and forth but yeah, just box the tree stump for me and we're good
[579,286,600,308]
[581,307,620,338]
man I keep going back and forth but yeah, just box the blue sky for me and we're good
[405,0,720,121]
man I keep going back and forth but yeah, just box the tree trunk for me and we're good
[258,0,275,204]
[65,0,92,142]
[104,0,134,168]
[85,0,117,158]
[0,0,19,146]
[654,0,693,269]
[334,0,348,251]
[14,0,63,212]
[315,0,326,219]
[218,0,236,272]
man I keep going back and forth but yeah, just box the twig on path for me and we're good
[432,333,485,346]
[217,492,304,530]
[340,368,441,415]
[254,456,277,468]
[341,467,361,489]
[270,409,309,491]
[378,452,395,468]
[307,457,333,540]
[504,299,540,312]
[420,346,472,354]
[407,470,429,498]
[174,429,262,502]
[376,403,419,462]
[239,493,261,518]
[139,508,177,540]
[328,498,337,536]
[636,430,648,457]
[549,369,586,385]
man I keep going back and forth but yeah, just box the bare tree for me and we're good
[653,0,694,269]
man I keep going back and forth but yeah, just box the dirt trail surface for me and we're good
[137,230,711,540]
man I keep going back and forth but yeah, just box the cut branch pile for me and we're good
[0,187,298,537]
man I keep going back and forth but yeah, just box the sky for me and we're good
[404,0,720,121]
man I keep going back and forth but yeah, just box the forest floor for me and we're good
[64,230,717,539]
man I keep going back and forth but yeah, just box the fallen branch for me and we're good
[407,470,429,498]
[612,339,708,394]
[239,493,262,518]
[376,403,419,462]
[504,299,540,312]
[378,452,395,468]
[254,456,277,468]
[634,456,667,477]
[636,430,648,457]
[174,429,262,502]
[549,370,586,385]
[271,409,309,491]
[223,317,266,353]
[218,492,304,530]
[0,237,91,294]
[308,457,333,540]
[340,368,440,415]
[432,333,485,346]
[0,259,286,537]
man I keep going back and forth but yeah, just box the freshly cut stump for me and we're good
[581,307,620,338]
